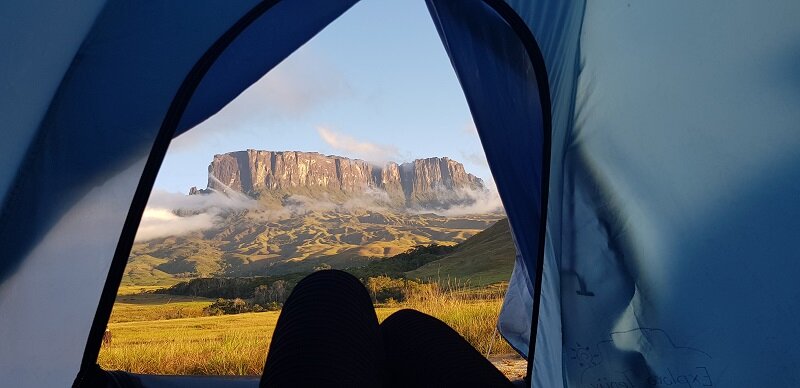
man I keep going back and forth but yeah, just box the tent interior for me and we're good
[2,0,800,387]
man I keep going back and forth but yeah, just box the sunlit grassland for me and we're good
[401,282,513,356]
[109,291,212,323]
[99,307,399,375]
[99,285,512,375]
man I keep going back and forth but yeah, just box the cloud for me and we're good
[265,188,396,219]
[136,180,503,242]
[461,151,489,167]
[317,126,399,163]
[463,120,479,136]
[135,209,217,242]
[134,189,256,242]
[172,46,351,150]
[411,185,505,217]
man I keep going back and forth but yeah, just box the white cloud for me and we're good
[316,126,399,164]
[463,120,479,136]
[268,188,396,218]
[134,190,256,242]
[411,185,505,217]
[135,209,217,242]
[461,151,489,167]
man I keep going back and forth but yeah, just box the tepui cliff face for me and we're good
[197,150,485,210]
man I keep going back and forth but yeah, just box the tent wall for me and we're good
[0,1,356,386]
[0,3,260,385]
[0,0,106,207]
[503,1,800,386]
[562,2,800,386]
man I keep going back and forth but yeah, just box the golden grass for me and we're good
[100,313,278,375]
[109,293,212,323]
[99,283,512,375]
[99,308,400,375]
[402,281,513,356]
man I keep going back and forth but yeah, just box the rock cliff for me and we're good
[202,150,484,209]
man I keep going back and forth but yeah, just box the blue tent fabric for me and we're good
[0,2,354,386]
[425,3,560,386]
[495,1,800,387]
[494,2,585,387]
[426,1,551,380]
[557,2,800,386]
[0,0,107,207]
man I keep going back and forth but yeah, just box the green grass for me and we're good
[120,255,185,287]
[406,219,515,286]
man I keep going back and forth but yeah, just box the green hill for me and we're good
[406,218,515,286]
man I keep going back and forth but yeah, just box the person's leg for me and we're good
[381,309,513,387]
[261,270,384,387]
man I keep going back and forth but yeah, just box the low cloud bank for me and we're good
[267,188,396,219]
[276,186,503,218]
[135,184,503,242]
[411,186,504,217]
[134,189,256,242]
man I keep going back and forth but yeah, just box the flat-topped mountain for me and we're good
[194,150,485,210]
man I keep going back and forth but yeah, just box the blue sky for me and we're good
[155,1,491,193]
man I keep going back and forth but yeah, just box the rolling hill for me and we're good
[125,210,502,286]
[406,218,515,286]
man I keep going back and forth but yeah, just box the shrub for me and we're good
[365,276,434,303]
[204,297,281,316]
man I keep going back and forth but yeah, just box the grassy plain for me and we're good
[99,286,513,375]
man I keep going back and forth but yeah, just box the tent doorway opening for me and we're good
[97,0,525,382]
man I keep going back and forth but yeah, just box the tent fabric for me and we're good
[498,1,800,387]
[425,0,552,381]
[495,2,585,387]
[0,0,107,207]
[0,2,355,386]
[494,2,585,387]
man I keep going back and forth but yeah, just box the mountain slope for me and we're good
[125,210,502,286]
[406,218,515,286]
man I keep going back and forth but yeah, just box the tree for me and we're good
[272,280,287,303]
